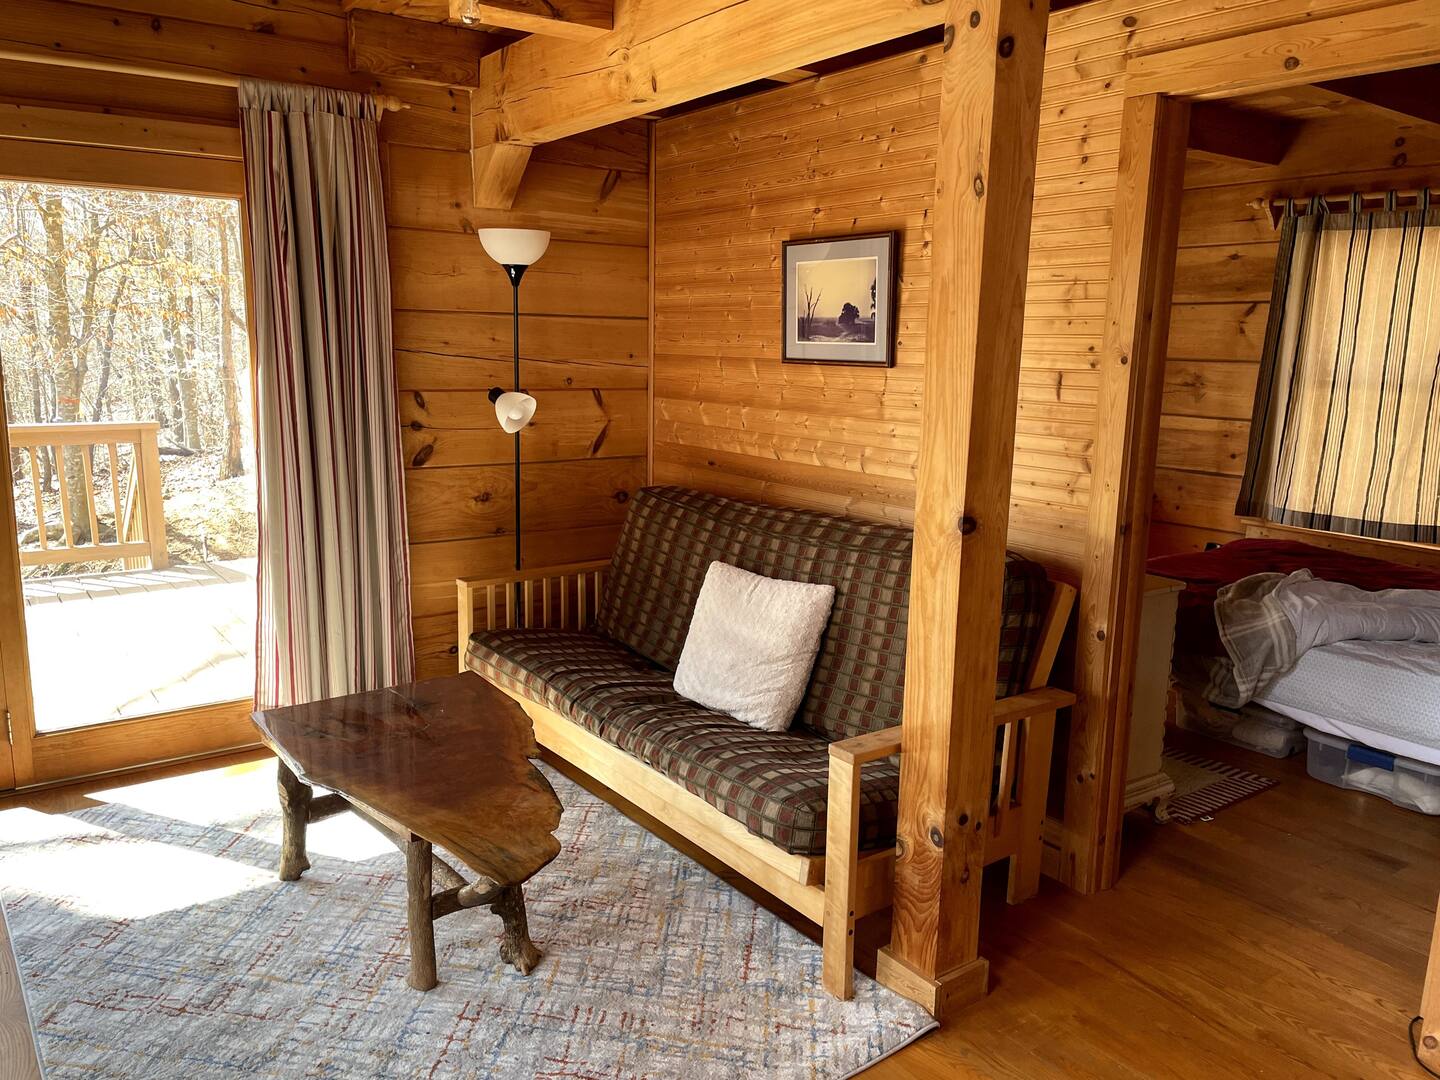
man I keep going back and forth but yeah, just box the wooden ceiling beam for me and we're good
[347,9,504,87]
[1187,101,1300,165]
[469,0,945,207]
[1316,68,1440,127]
[343,0,453,21]
[450,0,612,40]
[767,68,819,84]
[1125,0,1440,99]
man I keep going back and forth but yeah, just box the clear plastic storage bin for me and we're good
[1304,729,1440,815]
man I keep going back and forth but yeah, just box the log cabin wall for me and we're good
[0,1,651,680]
[652,0,1417,890]
[1149,103,1440,557]
[652,46,1088,566]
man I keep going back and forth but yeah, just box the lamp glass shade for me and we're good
[477,228,551,267]
[494,391,537,434]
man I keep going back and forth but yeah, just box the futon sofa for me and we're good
[460,486,1075,999]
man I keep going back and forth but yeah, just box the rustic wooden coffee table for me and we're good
[251,673,563,991]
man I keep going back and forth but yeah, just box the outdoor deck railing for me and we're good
[7,421,169,569]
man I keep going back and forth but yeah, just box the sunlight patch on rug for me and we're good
[0,762,934,1078]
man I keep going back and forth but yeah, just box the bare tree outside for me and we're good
[0,181,256,579]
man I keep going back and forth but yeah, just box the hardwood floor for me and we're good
[2,731,1435,1078]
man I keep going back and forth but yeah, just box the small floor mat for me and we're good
[1161,749,1278,824]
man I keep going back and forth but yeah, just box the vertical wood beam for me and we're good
[875,0,1048,1020]
[1420,899,1440,1071]
[1065,94,1190,892]
[0,410,32,789]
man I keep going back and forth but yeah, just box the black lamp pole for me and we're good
[505,263,525,624]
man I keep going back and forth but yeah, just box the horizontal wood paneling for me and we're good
[383,126,648,676]
[1147,99,1440,557]
[405,457,646,544]
[653,45,1094,576]
[0,0,650,681]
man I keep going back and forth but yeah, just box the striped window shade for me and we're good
[1236,194,1440,544]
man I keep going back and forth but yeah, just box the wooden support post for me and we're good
[1066,94,1190,893]
[1420,899,1440,1071]
[406,835,438,991]
[493,884,541,974]
[276,761,312,882]
[874,0,1048,1021]
[137,425,168,569]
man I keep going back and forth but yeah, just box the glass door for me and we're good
[0,180,260,786]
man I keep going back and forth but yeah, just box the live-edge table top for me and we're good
[252,673,562,887]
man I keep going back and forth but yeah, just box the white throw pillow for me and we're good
[672,561,836,732]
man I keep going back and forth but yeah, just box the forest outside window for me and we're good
[1236,192,1440,544]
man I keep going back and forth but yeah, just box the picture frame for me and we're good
[781,232,898,367]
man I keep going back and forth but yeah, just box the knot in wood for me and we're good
[959,515,978,535]
[998,35,1015,59]
[1283,56,1301,70]
[973,174,985,198]
[929,825,945,848]
[957,812,969,827]
[943,24,955,51]
[1096,628,1106,641]
[969,9,981,27]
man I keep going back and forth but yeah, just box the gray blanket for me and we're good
[1206,570,1440,707]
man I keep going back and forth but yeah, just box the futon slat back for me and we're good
[596,487,1051,742]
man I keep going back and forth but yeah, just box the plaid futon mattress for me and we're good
[468,487,1053,857]
[467,628,900,855]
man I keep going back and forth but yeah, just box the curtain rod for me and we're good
[1250,187,1440,229]
[0,47,409,113]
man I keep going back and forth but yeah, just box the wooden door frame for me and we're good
[1074,0,1440,892]
[0,111,262,789]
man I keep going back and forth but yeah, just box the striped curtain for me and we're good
[1237,194,1440,543]
[239,80,414,709]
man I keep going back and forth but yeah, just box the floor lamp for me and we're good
[478,227,550,627]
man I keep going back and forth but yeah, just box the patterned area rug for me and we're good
[0,761,934,1079]
[1161,749,1279,824]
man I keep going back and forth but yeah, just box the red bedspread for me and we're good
[1146,539,1440,658]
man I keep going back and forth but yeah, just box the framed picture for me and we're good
[781,232,898,367]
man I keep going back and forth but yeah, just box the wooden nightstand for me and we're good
[1124,574,1184,822]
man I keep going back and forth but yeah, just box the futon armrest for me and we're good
[829,726,902,766]
[455,560,614,667]
[991,686,1077,725]
[828,685,1076,764]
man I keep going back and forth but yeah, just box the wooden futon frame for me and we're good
[458,563,1077,1001]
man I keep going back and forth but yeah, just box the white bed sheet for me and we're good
[1254,638,1440,767]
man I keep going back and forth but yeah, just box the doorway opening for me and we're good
[1,180,256,735]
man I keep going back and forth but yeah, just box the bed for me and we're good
[1147,538,1440,785]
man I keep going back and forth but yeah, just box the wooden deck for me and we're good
[21,559,255,733]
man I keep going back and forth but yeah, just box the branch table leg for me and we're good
[406,835,438,991]
[493,884,541,975]
[276,761,312,881]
